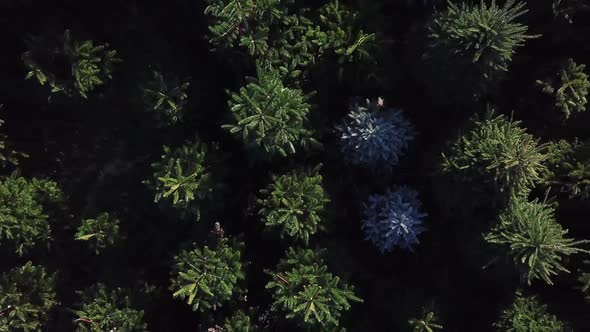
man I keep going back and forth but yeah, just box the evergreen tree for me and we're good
[442,114,547,201]
[484,197,590,285]
[0,173,62,256]
[219,310,256,332]
[222,65,316,157]
[22,29,121,99]
[0,262,57,332]
[141,70,190,126]
[257,166,329,244]
[75,212,122,254]
[144,139,215,219]
[542,138,590,199]
[265,248,362,330]
[408,311,444,332]
[170,238,245,312]
[493,292,564,332]
[577,261,590,302]
[537,58,590,119]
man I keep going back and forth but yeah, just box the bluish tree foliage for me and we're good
[362,186,427,253]
[335,97,415,170]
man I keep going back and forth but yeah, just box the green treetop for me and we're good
[541,138,590,199]
[0,173,62,256]
[73,283,146,332]
[222,65,316,157]
[75,212,122,254]
[484,197,590,285]
[493,292,565,332]
[22,29,121,99]
[257,166,329,244]
[409,311,444,332]
[265,248,362,330]
[442,114,547,202]
[141,70,190,126]
[170,237,245,312]
[145,139,215,219]
[0,262,57,332]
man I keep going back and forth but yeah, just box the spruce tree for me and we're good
[75,212,122,254]
[257,166,329,244]
[170,237,245,312]
[73,283,146,332]
[0,262,57,332]
[265,248,362,330]
[493,292,565,332]
[484,197,590,285]
[542,138,590,199]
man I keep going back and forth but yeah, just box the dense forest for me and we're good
[1,0,590,331]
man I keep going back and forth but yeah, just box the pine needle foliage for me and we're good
[0,262,57,332]
[222,65,315,157]
[222,310,256,332]
[484,197,590,285]
[257,166,329,244]
[22,30,121,99]
[141,70,190,125]
[537,58,590,119]
[542,139,590,199]
[75,212,122,255]
[170,238,245,312]
[0,173,62,256]
[265,248,362,330]
[441,114,547,200]
[493,292,564,332]
[427,0,536,83]
[408,311,444,332]
[145,140,214,219]
[74,284,146,332]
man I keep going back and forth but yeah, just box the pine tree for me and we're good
[222,64,316,157]
[141,70,190,125]
[0,173,62,256]
[220,310,256,332]
[408,311,443,332]
[75,212,122,254]
[170,237,245,312]
[265,248,362,330]
[22,29,121,99]
[537,58,590,119]
[73,283,146,332]
[144,139,215,219]
[0,262,57,332]
[493,292,565,332]
[442,114,547,201]
[484,197,590,285]
[542,138,590,199]
[257,166,329,244]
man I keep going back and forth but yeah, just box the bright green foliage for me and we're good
[409,311,444,332]
[485,197,590,285]
[537,58,590,119]
[22,29,121,99]
[257,167,329,243]
[170,238,245,312]
[141,70,190,125]
[222,65,315,157]
[75,212,122,254]
[74,283,146,332]
[265,248,362,329]
[442,115,547,199]
[0,262,57,332]
[427,0,535,82]
[145,140,214,218]
[493,292,564,332]
[0,173,62,256]
[577,261,590,302]
[222,310,256,332]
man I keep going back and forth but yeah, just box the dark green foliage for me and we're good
[265,248,362,329]
[141,70,190,125]
[0,262,57,332]
[75,212,122,254]
[22,30,121,99]
[542,139,590,199]
[145,140,214,219]
[73,283,146,332]
[222,65,316,157]
[170,238,245,312]
[0,173,62,256]
[0,111,27,169]
[409,311,444,332]
[441,114,547,200]
[484,197,590,285]
[537,59,590,119]
[257,166,329,243]
[493,292,564,332]
[577,261,590,302]
[222,310,256,332]
[427,0,535,83]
